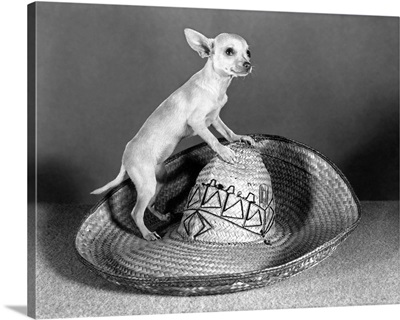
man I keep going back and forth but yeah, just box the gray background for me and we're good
[33,2,399,204]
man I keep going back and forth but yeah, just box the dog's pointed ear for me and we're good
[184,28,214,58]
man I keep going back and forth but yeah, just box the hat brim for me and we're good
[75,135,361,296]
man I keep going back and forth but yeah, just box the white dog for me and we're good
[92,28,254,240]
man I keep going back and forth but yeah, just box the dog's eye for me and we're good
[225,48,234,56]
[247,50,251,58]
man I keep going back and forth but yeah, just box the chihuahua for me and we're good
[91,28,254,240]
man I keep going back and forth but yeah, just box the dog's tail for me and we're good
[90,163,128,195]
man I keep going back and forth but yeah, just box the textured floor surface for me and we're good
[34,201,399,319]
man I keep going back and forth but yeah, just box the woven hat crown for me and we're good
[177,143,275,243]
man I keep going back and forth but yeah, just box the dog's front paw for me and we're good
[217,145,236,163]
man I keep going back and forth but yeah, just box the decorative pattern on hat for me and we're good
[177,143,275,243]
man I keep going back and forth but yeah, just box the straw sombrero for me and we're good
[75,134,361,295]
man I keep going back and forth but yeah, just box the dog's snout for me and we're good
[243,61,251,71]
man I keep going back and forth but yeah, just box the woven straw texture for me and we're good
[75,135,361,296]
[176,142,275,243]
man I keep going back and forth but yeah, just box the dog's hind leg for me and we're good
[127,165,161,241]
[147,163,171,221]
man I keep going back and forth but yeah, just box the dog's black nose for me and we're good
[243,61,251,71]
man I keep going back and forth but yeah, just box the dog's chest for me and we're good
[212,93,228,111]
[219,94,228,106]
[204,95,227,126]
